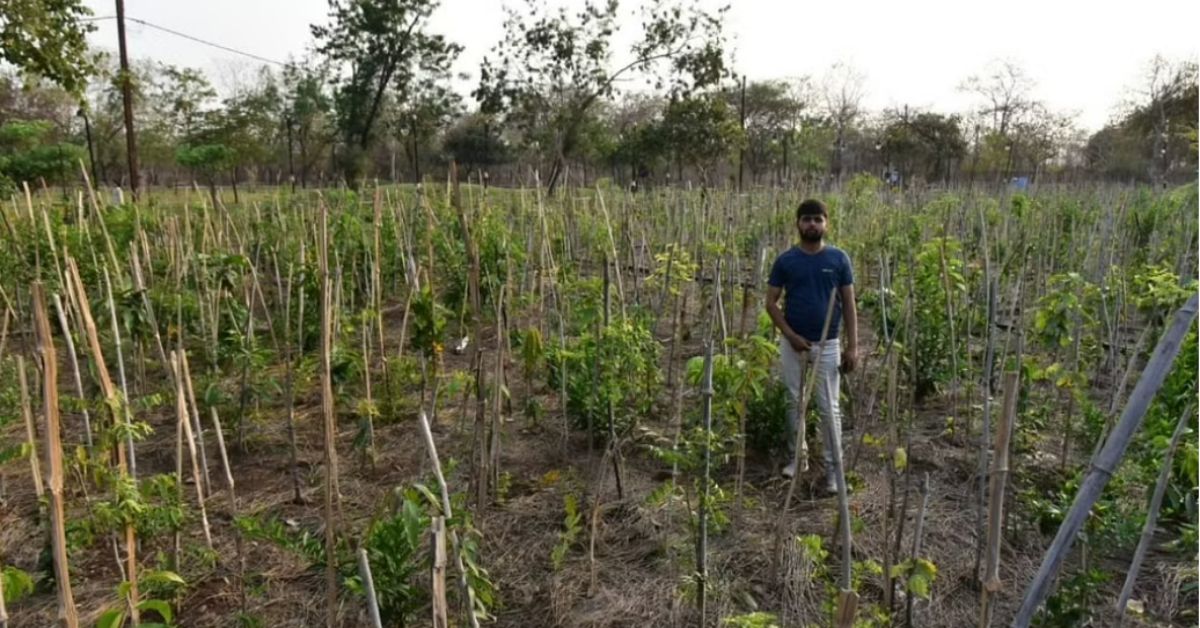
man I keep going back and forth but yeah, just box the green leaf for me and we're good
[2,565,34,604]
[907,558,938,599]
[96,608,126,628]
[893,447,908,472]
[142,570,186,587]
[137,598,175,623]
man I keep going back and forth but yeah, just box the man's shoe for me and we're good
[781,462,797,479]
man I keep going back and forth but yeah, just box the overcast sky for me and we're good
[83,0,1198,132]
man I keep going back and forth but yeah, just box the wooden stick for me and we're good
[430,516,449,628]
[170,352,213,549]
[775,286,839,581]
[906,472,931,628]
[697,342,715,624]
[32,282,79,628]
[1012,293,1198,627]
[63,257,138,623]
[357,548,383,628]
[51,294,93,449]
[416,410,482,628]
[17,356,44,499]
[1115,401,1194,619]
[103,268,138,480]
[180,350,211,498]
[319,200,341,628]
[979,371,1018,626]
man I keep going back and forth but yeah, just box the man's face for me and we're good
[797,214,826,243]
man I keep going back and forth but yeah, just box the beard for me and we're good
[800,229,824,243]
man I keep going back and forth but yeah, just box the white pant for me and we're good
[780,336,842,483]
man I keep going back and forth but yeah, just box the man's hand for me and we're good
[788,334,812,353]
[840,345,858,373]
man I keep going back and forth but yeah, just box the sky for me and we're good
[82,0,1199,132]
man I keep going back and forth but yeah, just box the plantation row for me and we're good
[0,174,1196,627]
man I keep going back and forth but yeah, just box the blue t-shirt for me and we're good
[768,245,854,340]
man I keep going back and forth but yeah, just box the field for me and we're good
[0,176,1197,628]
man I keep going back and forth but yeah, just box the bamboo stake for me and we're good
[905,472,931,628]
[775,286,839,580]
[319,200,341,628]
[1115,401,1194,620]
[180,349,211,499]
[52,295,93,449]
[974,276,997,583]
[489,283,507,501]
[830,371,859,628]
[697,341,714,624]
[17,356,44,499]
[430,516,449,628]
[32,282,79,628]
[980,371,1019,626]
[357,548,383,628]
[282,262,304,504]
[209,406,247,613]
[1012,293,1198,627]
[416,410,482,628]
[103,268,138,480]
[170,352,213,548]
[63,258,138,623]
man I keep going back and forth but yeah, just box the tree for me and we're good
[657,93,742,184]
[475,0,732,193]
[391,74,462,182]
[821,62,866,180]
[176,143,235,207]
[0,119,85,193]
[0,0,96,94]
[960,59,1035,139]
[282,60,335,188]
[443,113,511,178]
[726,79,808,185]
[155,65,218,140]
[604,94,665,184]
[312,0,461,184]
[219,68,287,189]
[1123,56,1198,184]
[880,108,967,183]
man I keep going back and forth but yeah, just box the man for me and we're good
[765,198,858,492]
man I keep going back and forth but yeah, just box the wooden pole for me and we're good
[1011,294,1198,627]
[1115,402,1194,618]
[697,342,714,624]
[63,258,138,623]
[17,356,44,499]
[980,371,1018,626]
[775,287,839,580]
[32,283,79,628]
[416,411,482,628]
[431,516,449,628]
[357,548,383,628]
[170,352,213,548]
[114,0,140,200]
[51,294,93,449]
[318,198,342,628]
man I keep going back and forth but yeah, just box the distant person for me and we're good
[764,199,858,492]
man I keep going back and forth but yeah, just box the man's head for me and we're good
[795,199,828,243]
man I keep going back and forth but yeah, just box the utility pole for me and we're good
[737,75,747,193]
[115,0,140,201]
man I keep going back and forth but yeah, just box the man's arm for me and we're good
[839,283,858,372]
[766,285,810,352]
